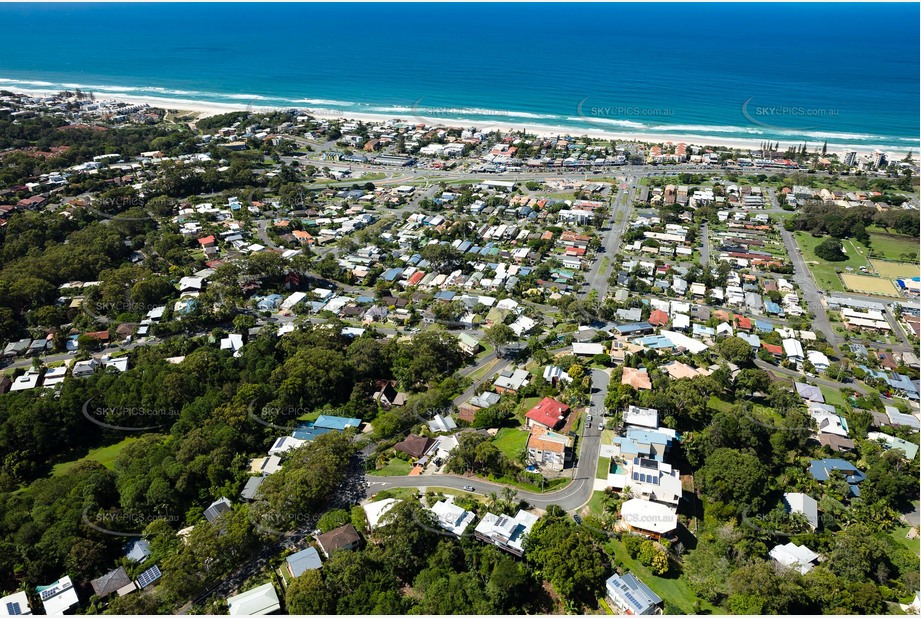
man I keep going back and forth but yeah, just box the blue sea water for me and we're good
[0,3,917,151]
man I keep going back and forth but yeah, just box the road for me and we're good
[700,220,710,266]
[768,188,840,354]
[580,176,636,301]
[754,358,867,395]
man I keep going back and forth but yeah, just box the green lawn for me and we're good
[889,523,920,555]
[596,457,611,480]
[793,232,871,293]
[51,437,140,476]
[583,490,608,517]
[598,257,610,277]
[820,386,850,411]
[601,428,616,446]
[493,427,529,460]
[516,396,541,416]
[368,457,414,476]
[707,395,734,414]
[867,227,920,261]
[369,487,420,501]
[605,538,715,615]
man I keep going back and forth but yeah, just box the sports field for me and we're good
[870,260,919,279]
[841,274,901,296]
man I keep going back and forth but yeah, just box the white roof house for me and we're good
[42,366,68,389]
[429,500,476,536]
[220,334,245,356]
[280,291,308,311]
[783,492,820,530]
[572,342,605,356]
[473,510,539,556]
[362,498,400,530]
[660,330,709,354]
[10,371,42,392]
[783,338,805,360]
[268,436,305,456]
[509,315,536,336]
[0,590,32,616]
[807,350,830,370]
[769,542,819,574]
[624,405,659,429]
[227,583,281,615]
[620,498,678,536]
[36,576,79,615]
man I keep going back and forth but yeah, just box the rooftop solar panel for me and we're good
[136,565,162,589]
[6,602,22,615]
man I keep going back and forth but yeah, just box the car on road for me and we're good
[463,485,475,492]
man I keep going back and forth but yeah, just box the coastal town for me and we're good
[0,89,918,616]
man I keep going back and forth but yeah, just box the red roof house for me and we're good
[525,397,571,430]
[648,310,669,326]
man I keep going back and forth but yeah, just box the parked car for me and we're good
[463,485,475,492]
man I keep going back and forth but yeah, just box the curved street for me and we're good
[365,367,610,512]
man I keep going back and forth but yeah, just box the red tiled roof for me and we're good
[525,397,570,429]
[762,343,783,355]
[648,310,669,326]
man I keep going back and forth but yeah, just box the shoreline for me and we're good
[11,88,917,159]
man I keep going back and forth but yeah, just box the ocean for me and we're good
[0,2,917,152]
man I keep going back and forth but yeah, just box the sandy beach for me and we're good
[13,88,914,158]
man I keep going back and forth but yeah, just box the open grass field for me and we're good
[841,274,901,296]
[793,232,870,293]
[52,437,139,476]
[492,427,529,460]
[870,259,919,279]
[868,228,920,261]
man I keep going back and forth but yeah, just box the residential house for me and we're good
[622,367,652,390]
[619,498,678,539]
[429,500,476,537]
[769,542,819,575]
[363,498,400,530]
[524,397,570,431]
[394,434,435,460]
[374,381,408,407]
[0,591,31,616]
[286,547,322,578]
[204,497,232,523]
[493,368,530,394]
[316,524,361,558]
[473,510,539,557]
[605,573,663,616]
[91,567,132,599]
[783,492,819,530]
[226,583,281,616]
[36,577,79,615]
[526,426,572,471]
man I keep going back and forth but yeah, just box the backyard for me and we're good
[492,427,529,460]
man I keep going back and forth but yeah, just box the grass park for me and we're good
[793,232,870,292]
